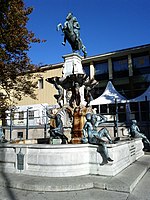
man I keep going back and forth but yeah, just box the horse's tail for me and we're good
[81,43,87,58]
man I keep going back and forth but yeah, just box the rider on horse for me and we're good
[57,12,87,58]
[72,17,80,44]
[61,12,74,46]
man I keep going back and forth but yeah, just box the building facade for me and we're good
[3,44,150,141]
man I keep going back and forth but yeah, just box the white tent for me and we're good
[128,86,150,123]
[90,81,127,105]
[129,85,150,102]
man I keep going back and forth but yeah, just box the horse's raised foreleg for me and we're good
[56,23,63,31]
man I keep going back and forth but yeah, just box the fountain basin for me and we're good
[0,138,144,177]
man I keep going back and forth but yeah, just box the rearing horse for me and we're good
[57,13,87,58]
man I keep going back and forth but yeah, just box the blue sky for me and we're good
[24,0,150,65]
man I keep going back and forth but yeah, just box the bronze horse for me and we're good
[57,13,87,58]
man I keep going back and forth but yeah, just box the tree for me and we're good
[0,0,43,117]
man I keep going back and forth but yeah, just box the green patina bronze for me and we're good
[57,12,87,58]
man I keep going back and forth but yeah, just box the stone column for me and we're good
[108,58,113,80]
[128,54,134,98]
[128,54,133,76]
[89,61,95,79]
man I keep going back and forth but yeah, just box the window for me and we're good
[112,58,128,78]
[17,132,23,138]
[94,61,108,80]
[130,102,139,121]
[118,103,126,122]
[100,104,107,114]
[132,54,150,75]
[19,111,24,120]
[109,104,116,114]
[140,101,149,121]
[113,59,128,71]
[133,55,150,68]
[29,110,34,120]
[83,64,90,76]
[38,78,44,89]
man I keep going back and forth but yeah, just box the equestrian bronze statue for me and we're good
[57,12,87,58]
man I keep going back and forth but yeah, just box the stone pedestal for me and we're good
[62,53,84,77]
[62,53,85,105]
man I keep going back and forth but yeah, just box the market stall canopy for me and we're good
[129,85,150,102]
[90,81,127,105]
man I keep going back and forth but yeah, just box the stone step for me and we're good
[93,155,150,193]
[0,155,149,193]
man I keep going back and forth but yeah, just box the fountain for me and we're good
[45,12,98,144]
[46,53,98,144]
[0,12,144,178]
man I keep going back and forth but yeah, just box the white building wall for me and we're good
[6,104,48,126]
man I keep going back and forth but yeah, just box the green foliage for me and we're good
[0,0,43,113]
